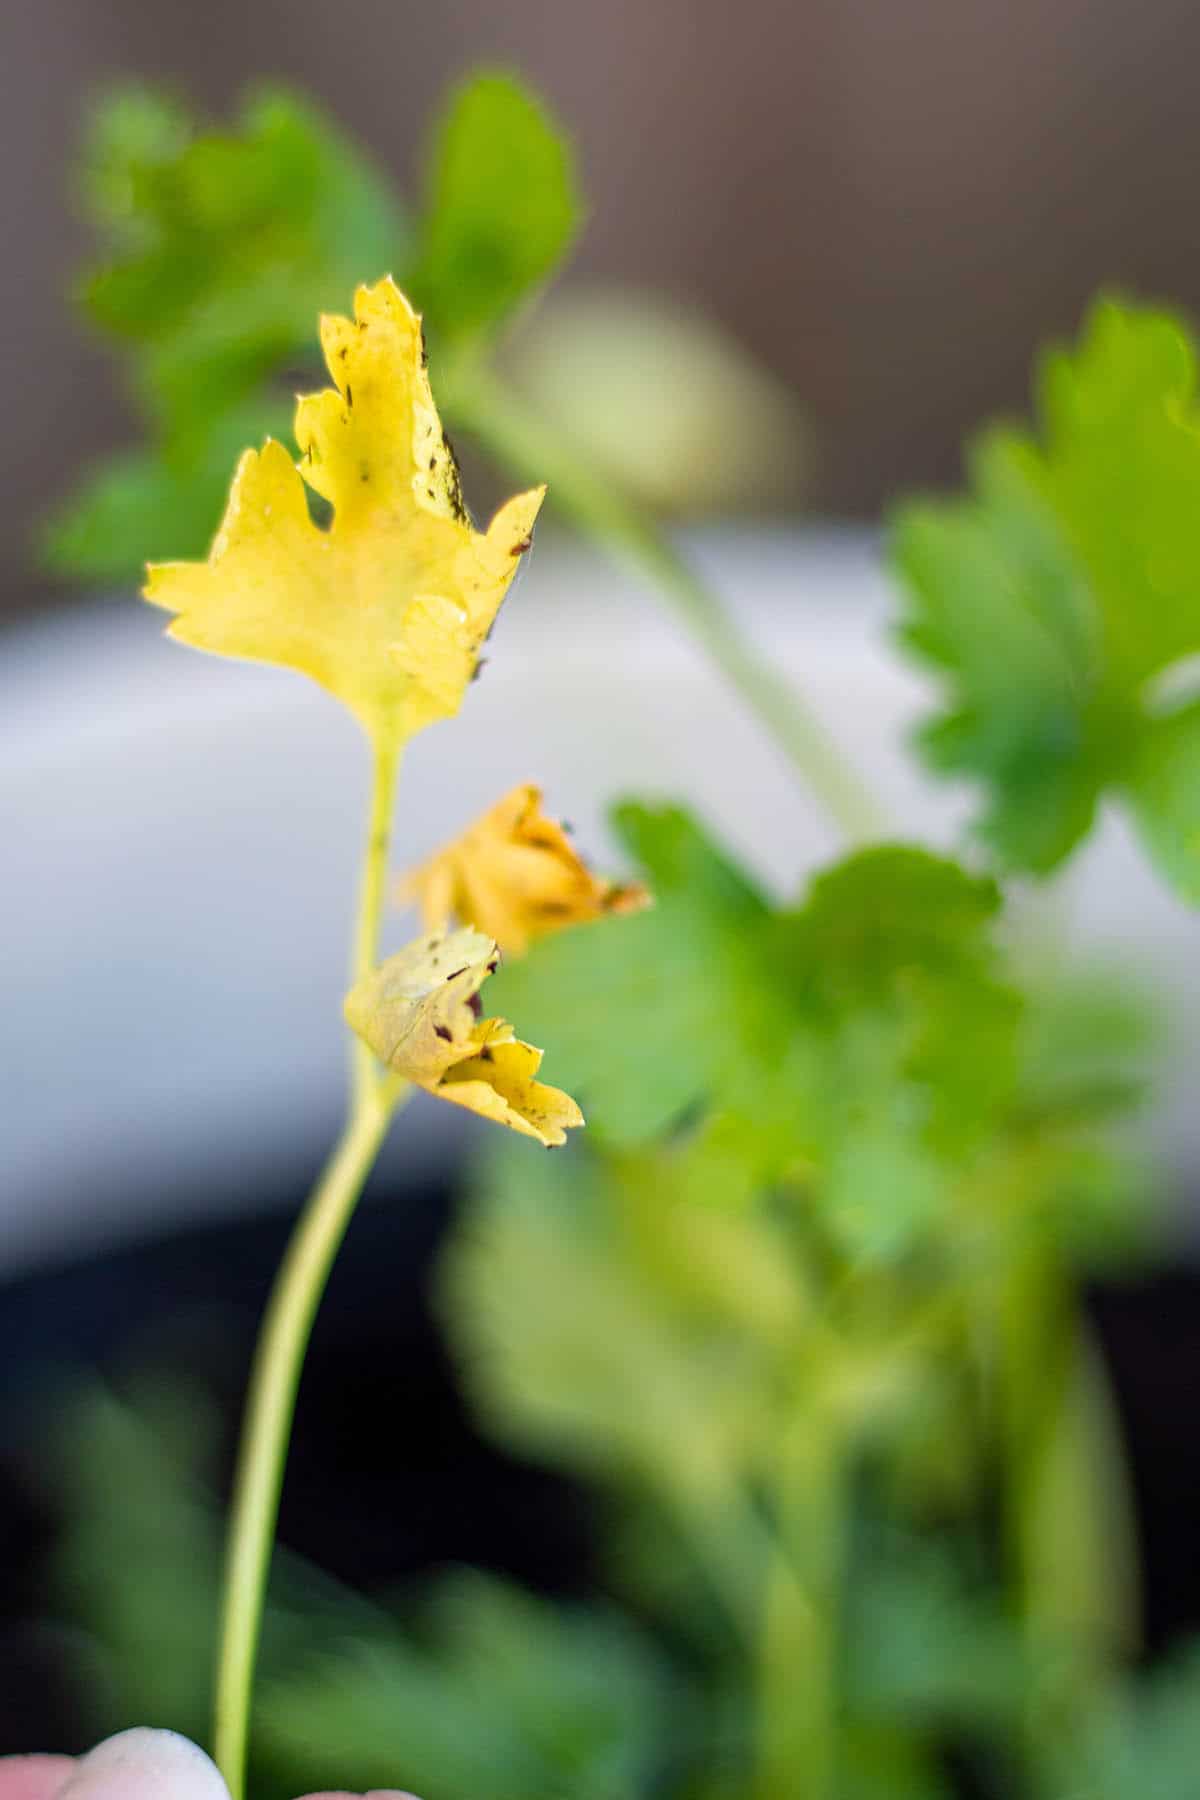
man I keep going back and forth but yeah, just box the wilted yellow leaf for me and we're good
[344,926,583,1147]
[144,277,544,746]
[400,784,649,955]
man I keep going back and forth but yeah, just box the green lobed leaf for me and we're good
[1124,697,1200,904]
[484,802,777,1147]
[79,85,407,361]
[46,83,407,582]
[1029,299,1200,685]
[40,391,296,578]
[767,848,1024,1242]
[893,429,1125,872]
[411,71,581,343]
[893,297,1200,898]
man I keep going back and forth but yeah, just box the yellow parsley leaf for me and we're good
[344,925,584,1147]
[143,276,544,745]
[400,783,649,956]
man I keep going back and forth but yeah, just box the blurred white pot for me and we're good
[2,527,1197,1278]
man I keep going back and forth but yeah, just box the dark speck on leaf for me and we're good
[511,536,532,556]
[434,1024,452,1042]
[446,967,468,982]
[345,384,353,408]
[441,432,469,523]
[487,958,500,973]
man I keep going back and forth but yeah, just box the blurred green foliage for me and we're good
[489,813,1142,1269]
[893,299,1200,900]
[259,1574,679,1800]
[41,72,578,582]
[38,55,1200,1800]
[51,815,1171,1797]
[408,72,581,344]
[43,86,404,579]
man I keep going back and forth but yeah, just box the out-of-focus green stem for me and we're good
[996,1253,1138,1791]
[445,363,884,846]
[755,1416,842,1800]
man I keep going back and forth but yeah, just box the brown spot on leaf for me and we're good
[434,1024,453,1042]
[441,432,469,523]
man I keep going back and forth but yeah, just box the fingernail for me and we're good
[58,1731,230,1800]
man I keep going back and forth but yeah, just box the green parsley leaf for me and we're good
[411,71,581,343]
[1124,697,1200,905]
[484,802,776,1146]
[893,297,1200,897]
[44,83,406,579]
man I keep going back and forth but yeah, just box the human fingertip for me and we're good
[58,1730,230,1800]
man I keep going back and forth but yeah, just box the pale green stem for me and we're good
[212,1083,403,1796]
[666,1476,789,1654]
[213,734,405,1799]
[444,364,884,846]
[996,1254,1138,1793]
[351,734,401,1106]
[755,1416,842,1800]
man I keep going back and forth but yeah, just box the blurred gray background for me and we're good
[5,0,1199,619]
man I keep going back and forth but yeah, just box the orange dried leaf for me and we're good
[401,784,650,955]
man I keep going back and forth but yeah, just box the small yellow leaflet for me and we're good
[344,926,584,1147]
